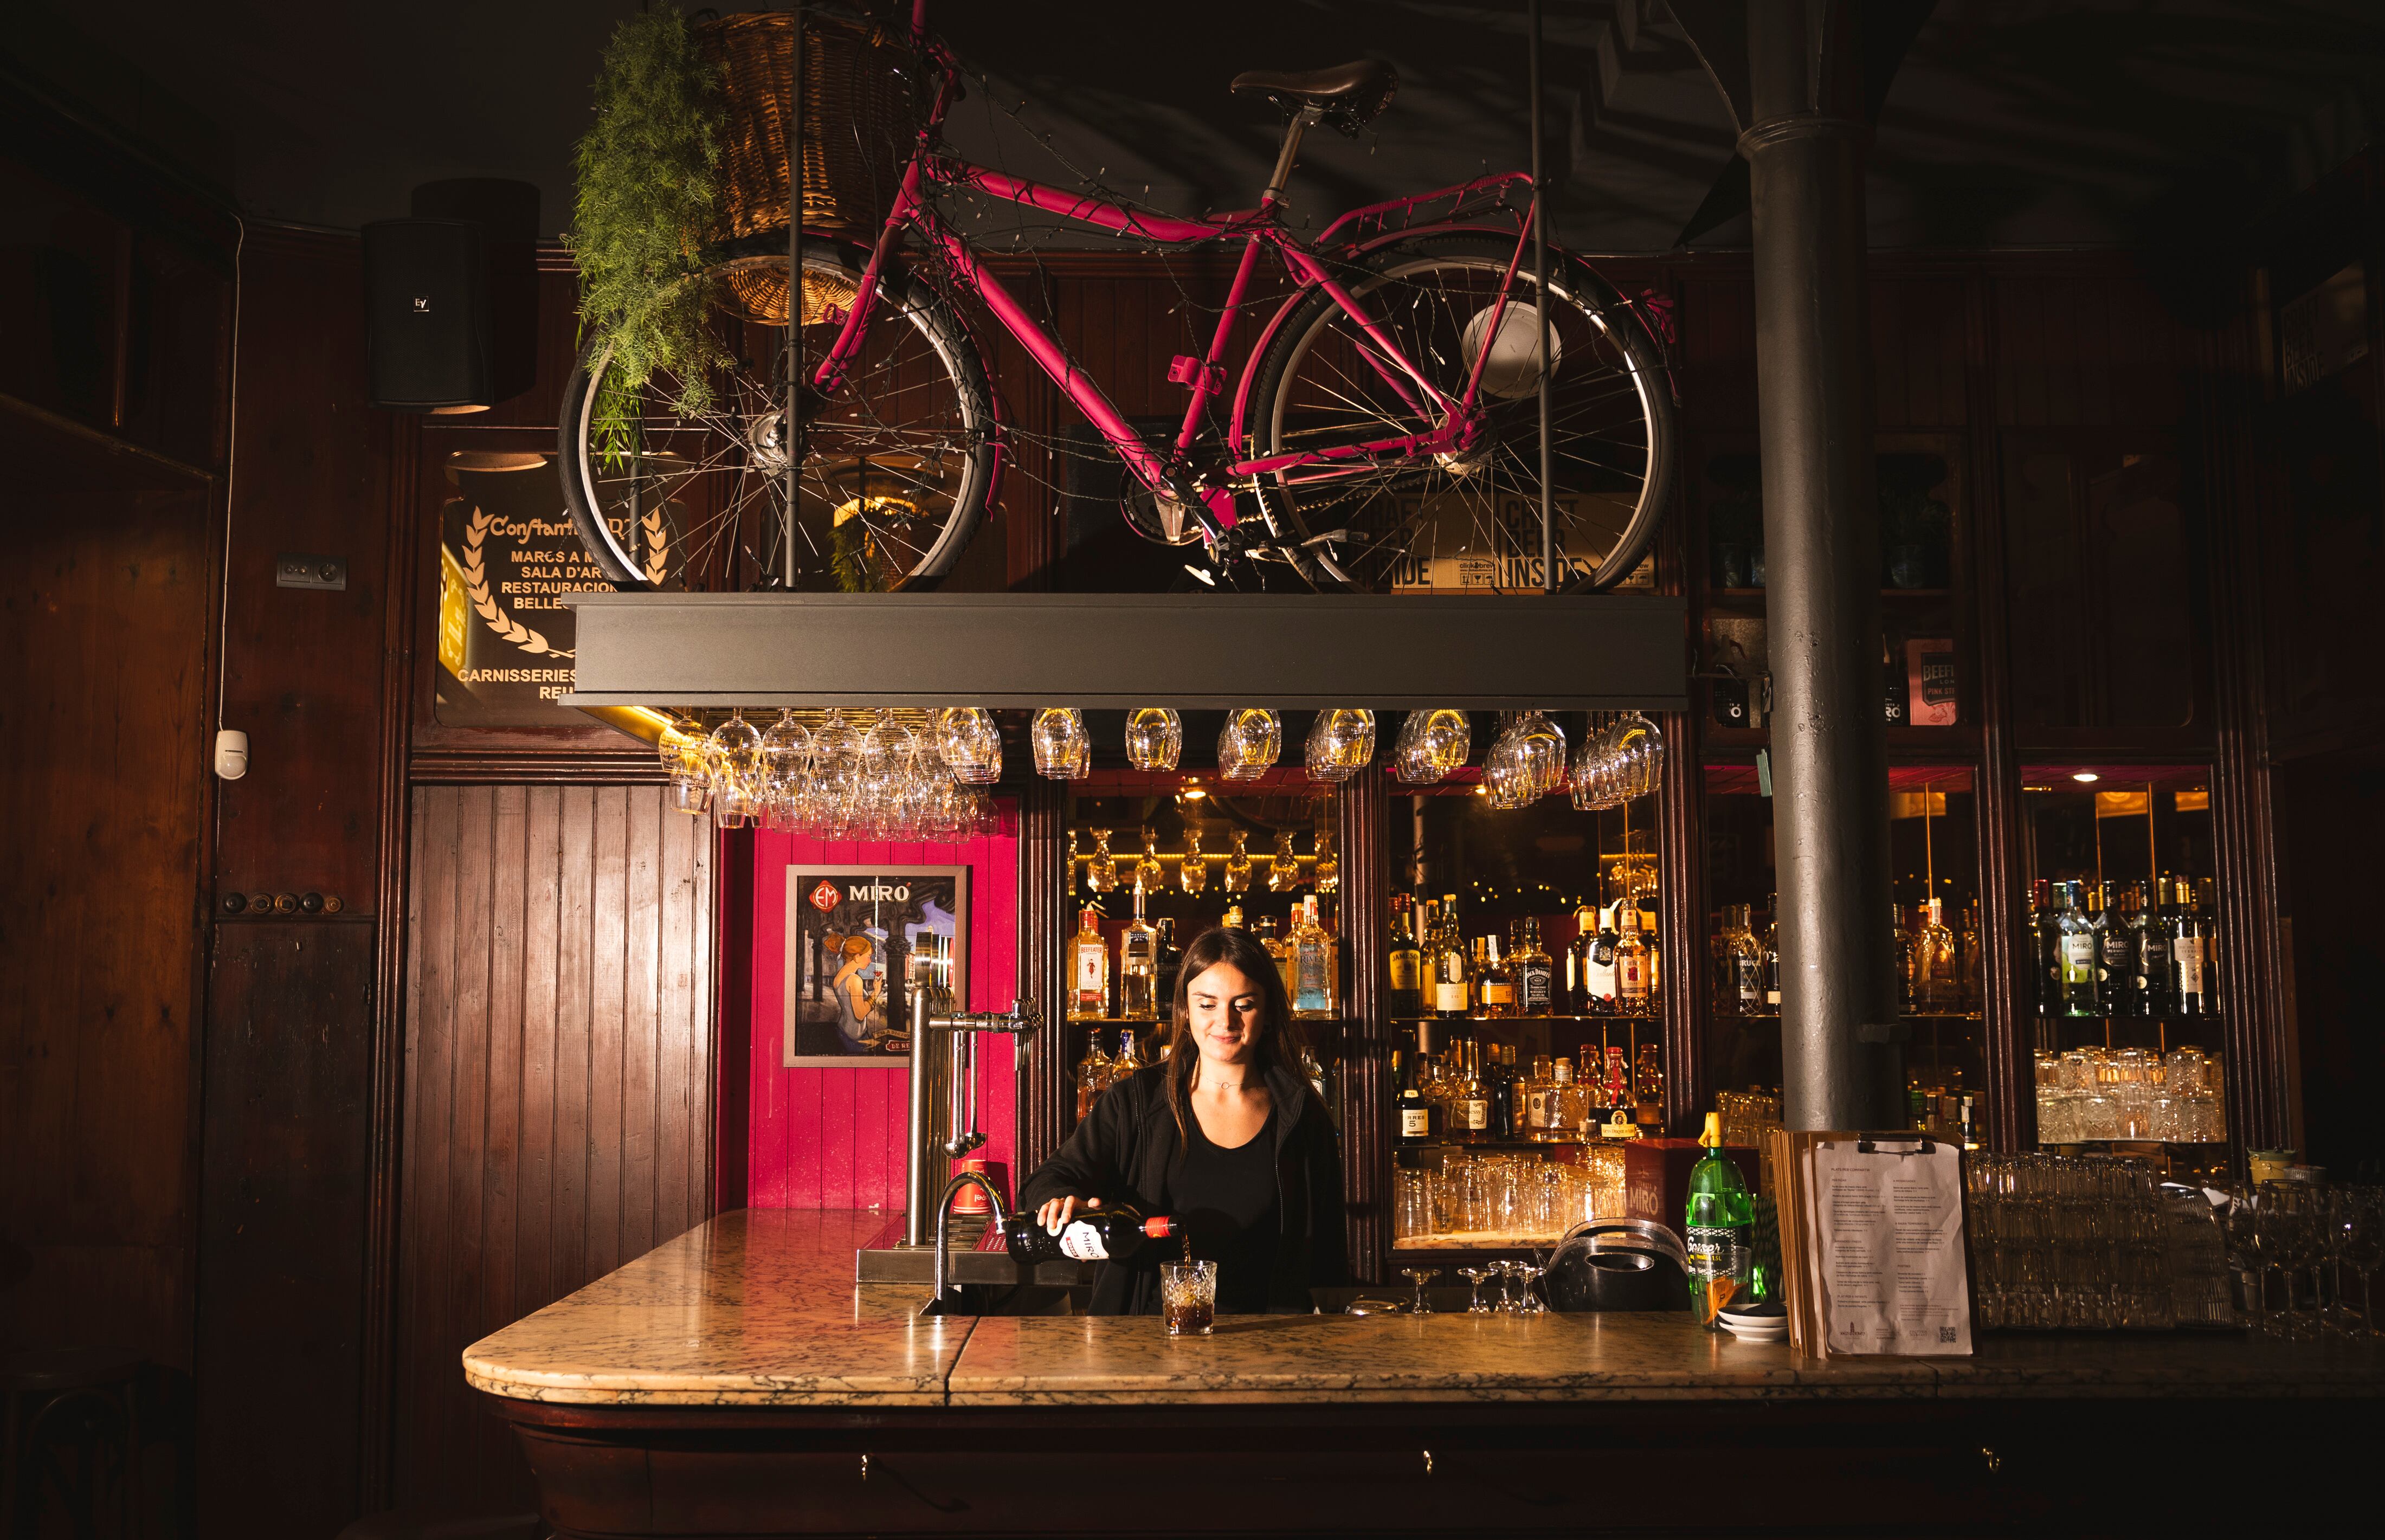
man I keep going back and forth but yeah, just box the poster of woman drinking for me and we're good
[782,866,968,1066]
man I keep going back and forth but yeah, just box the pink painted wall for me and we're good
[745,810,1019,1212]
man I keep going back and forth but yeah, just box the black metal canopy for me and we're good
[561,591,1687,711]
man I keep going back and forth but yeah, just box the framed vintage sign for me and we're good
[783,865,968,1067]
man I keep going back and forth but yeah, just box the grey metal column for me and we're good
[1743,1,1900,1130]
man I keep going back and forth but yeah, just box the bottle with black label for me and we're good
[1001,1201,1179,1265]
[1882,636,1909,726]
[1585,903,1621,1012]
[2171,878,2212,1016]
[2097,883,2137,1016]
[1517,918,1555,1015]
[1394,1048,1436,1145]
[2131,880,2171,1019]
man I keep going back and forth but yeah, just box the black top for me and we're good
[1165,1106,1280,1313]
[1017,1061,1348,1316]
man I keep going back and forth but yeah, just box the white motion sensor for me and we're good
[215,729,250,781]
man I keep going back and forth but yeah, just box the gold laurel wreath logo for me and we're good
[462,509,572,659]
[642,509,668,585]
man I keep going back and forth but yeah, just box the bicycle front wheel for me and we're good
[558,240,997,593]
[1249,234,1673,594]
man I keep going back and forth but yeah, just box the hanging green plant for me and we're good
[570,8,727,463]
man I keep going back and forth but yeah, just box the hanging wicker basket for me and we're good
[698,10,914,327]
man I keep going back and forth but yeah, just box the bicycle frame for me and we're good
[809,18,1544,539]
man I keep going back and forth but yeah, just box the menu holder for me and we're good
[1767,1129,1975,1358]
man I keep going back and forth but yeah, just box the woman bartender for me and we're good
[1017,925,1347,1315]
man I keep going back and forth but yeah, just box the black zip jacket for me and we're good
[1016,1059,1349,1315]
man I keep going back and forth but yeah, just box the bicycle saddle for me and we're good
[1229,59,1398,134]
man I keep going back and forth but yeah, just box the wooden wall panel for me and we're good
[195,920,376,1534]
[0,415,215,1371]
[394,783,713,1509]
[212,228,398,911]
[1994,273,2191,429]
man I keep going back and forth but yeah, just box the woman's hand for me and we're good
[1035,1195,1101,1235]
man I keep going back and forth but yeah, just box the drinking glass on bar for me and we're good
[1162,1260,1217,1336]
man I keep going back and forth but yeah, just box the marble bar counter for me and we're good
[467,1210,2385,1539]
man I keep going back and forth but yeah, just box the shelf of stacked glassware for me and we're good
[2033,1011,2228,1179]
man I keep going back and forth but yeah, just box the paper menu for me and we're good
[1810,1139,1972,1355]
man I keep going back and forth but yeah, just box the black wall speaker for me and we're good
[363,178,539,412]
[363,218,492,411]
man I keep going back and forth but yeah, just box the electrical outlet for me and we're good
[276,553,347,590]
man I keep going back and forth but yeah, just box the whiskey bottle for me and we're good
[1257,915,1298,1003]
[1074,1032,1113,1122]
[1913,898,1957,1010]
[1563,904,1596,1013]
[1542,1055,1580,1141]
[1155,917,1181,1024]
[1955,901,1981,1013]
[1615,905,1652,1014]
[1479,936,1518,1018]
[1602,1045,1634,1137]
[1633,1042,1666,1133]
[1069,905,1111,1020]
[1394,1048,1437,1145]
[1112,1027,1146,1081]
[1291,895,1338,1020]
[1431,899,1471,1019]
[1456,1039,1490,1140]
[1119,885,1159,1020]
[1490,1042,1517,1138]
[1714,903,1764,1015]
[1517,919,1555,1016]
[1763,896,1782,1012]
[1522,1054,1555,1139]
[1387,897,1424,1018]
[2055,881,2099,1016]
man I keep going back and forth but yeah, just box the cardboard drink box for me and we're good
[1625,1137,1761,1239]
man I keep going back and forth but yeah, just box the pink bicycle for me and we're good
[558,3,1674,595]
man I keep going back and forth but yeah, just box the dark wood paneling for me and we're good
[395,784,714,1508]
[195,920,376,1534]
[1655,710,1707,1136]
[0,401,216,1370]
[1336,768,1390,1285]
[213,227,398,912]
[1017,781,1069,1172]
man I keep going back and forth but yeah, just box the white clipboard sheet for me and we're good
[1804,1137,1974,1357]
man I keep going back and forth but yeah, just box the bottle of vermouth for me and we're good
[1002,1201,1181,1265]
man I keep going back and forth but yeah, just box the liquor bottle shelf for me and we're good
[1388,1013,1662,1024]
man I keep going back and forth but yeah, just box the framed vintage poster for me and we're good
[783,865,968,1067]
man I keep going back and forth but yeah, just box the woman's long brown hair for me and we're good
[1161,925,1312,1149]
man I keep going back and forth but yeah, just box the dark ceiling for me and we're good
[13,1,2383,254]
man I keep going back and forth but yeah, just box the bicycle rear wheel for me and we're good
[1249,234,1672,594]
[558,240,997,593]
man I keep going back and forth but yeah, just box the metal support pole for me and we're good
[1743,0,1900,1130]
[1528,0,1555,592]
[784,1,804,589]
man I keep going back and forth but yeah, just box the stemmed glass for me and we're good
[1124,706,1183,771]
[1179,825,1208,894]
[659,715,712,815]
[2343,1188,2385,1338]
[1222,828,1252,893]
[707,712,765,828]
[1267,828,1301,893]
[1459,1266,1496,1313]
[1400,1267,1442,1315]
[1514,1262,1548,1315]
[1084,828,1117,894]
[1393,708,1470,784]
[932,706,1002,783]
[1304,708,1376,782]
[1030,706,1090,779]
[1136,826,1165,892]
[2262,1183,2322,1340]
[1218,708,1282,781]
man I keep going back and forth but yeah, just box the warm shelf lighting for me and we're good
[2071,771,2100,783]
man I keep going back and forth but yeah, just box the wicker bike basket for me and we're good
[697,9,916,328]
